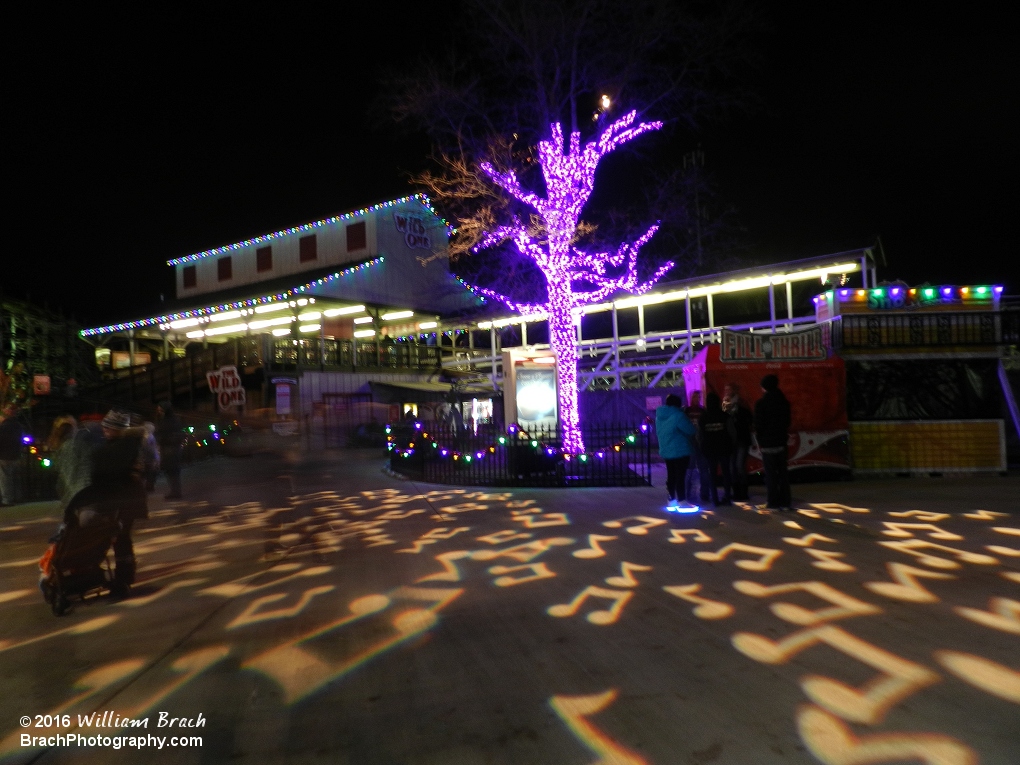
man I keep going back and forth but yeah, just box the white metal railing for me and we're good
[442,313,822,390]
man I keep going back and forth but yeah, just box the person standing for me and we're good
[684,391,711,506]
[655,394,697,508]
[155,401,183,499]
[0,406,24,507]
[754,374,792,511]
[91,410,149,594]
[722,383,753,501]
[699,392,733,506]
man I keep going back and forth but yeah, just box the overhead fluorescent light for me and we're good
[353,329,376,338]
[381,310,413,320]
[185,330,205,339]
[204,323,248,336]
[299,324,321,333]
[297,311,321,321]
[353,316,374,325]
[322,304,365,317]
[248,316,294,329]
[208,311,242,322]
[254,303,290,314]
[169,318,200,329]
[271,328,291,336]
[418,321,438,329]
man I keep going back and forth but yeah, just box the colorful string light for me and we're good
[167,194,452,266]
[386,418,651,461]
[80,258,384,337]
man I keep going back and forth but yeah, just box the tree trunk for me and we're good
[547,297,584,454]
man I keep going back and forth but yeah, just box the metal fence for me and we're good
[388,422,652,487]
[833,310,1020,350]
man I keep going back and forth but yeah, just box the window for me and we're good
[217,257,232,281]
[299,235,317,262]
[346,221,366,251]
[256,246,273,272]
[182,265,197,288]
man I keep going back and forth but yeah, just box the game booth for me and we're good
[682,325,849,475]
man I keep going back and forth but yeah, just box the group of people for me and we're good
[655,375,792,511]
[46,401,185,594]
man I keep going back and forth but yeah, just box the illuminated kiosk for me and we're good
[502,347,558,431]
[815,284,1012,475]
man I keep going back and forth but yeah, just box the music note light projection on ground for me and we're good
[733,580,881,626]
[733,624,941,725]
[694,543,783,571]
[935,651,1020,704]
[548,689,648,765]
[864,563,956,603]
[797,705,977,765]
[662,584,734,619]
[548,586,634,625]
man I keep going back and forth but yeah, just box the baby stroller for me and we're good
[39,488,120,616]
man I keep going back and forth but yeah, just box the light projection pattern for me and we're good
[463,112,674,453]
[3,486,1019,764]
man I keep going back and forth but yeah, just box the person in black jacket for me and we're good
[92,410,149,594]
[699,393,733,506]
[753,374,792,511]
[722,383,753,501]
[155,401,184,499]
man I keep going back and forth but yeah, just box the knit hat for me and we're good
[760,374,779,391]
[101,410,131,430]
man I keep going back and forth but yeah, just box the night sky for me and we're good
[5,3,1016,327]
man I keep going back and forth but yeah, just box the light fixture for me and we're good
[185,330,205,339]
[299,324,321,333]
[208,311,243,322]
[353,329,376,338]
[169,318,200,329]
[254,303,290,314]
[297,298,308,306]
[353,316,374,325]
[204,323,248,336]
[418,321,438,329]
[298,311,321,321]
[271,328,290,336]
[323,305,366,317]
[382,310,414,320]
[247,316,294,329]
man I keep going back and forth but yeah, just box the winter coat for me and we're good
[155,411,184,471]
[90,430,149,521]
[699,405,733,459]
[55,428,99,509]
[725,400,753,449]
[655,405,697,460]
[754,389,791,450]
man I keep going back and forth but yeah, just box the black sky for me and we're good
[4,3,1017,327]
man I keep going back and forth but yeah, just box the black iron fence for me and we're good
[832,310,1020,350]
[388,422,652,487]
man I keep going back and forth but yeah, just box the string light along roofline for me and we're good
[80,257,384,337]
[166,194,452,266]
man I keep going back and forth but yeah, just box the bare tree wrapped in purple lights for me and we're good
[466,112,674,453]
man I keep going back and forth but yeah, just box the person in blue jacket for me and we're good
[655,394,698,508]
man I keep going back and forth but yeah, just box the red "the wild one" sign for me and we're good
[719,327,827,363]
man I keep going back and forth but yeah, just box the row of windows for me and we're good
[181,221,368,288]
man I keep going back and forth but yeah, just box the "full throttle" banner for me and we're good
[719,326,827,362]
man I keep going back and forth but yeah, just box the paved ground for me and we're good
[1,451,1018,765]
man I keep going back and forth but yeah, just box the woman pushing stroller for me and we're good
[43,410,149,607]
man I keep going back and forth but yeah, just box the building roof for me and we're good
[167,194,452,266]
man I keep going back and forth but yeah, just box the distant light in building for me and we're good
[354,316,374,325]
[382,310,414,320]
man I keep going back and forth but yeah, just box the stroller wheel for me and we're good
[51,591,69,617]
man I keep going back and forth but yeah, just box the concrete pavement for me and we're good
[1,451,1018,764]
